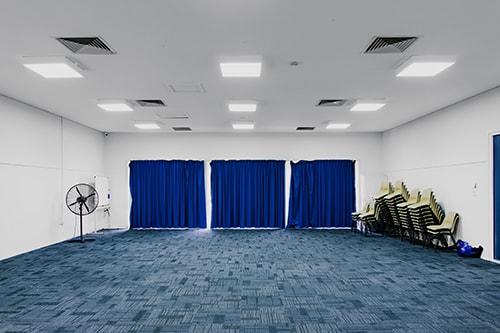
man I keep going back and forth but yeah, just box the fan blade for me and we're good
[83,201,90,213]
[75,186,83,197]
[85,192,96,200]
[69,201,78,207]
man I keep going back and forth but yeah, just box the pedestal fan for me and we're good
[65,183,99,243]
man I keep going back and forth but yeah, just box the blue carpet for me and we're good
[0,230,499,333]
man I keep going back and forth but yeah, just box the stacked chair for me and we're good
[408,189,445,245]
[396,189,421,241]
[358,181,461,252]
[351,202,370,232]
[382,180,409,236]
[427,211,460,248]
[359,181,393,235]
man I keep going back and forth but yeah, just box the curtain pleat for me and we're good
[287,160,355,228]
[129,160,206,228]
[210,160,285,228]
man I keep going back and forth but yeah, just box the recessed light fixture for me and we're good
[220,61,261,77]
[326,122,351,129]
[97,100,133,112]
[396,56,456,77]
[228,101,257,112]
[232,122,254,130]
[134,122,160,130]
[350,100,386,112]
[22,56,84,78]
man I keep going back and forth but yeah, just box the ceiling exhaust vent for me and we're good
[169,83,206,93]
[157,113,190,120]
[296,126,315,131]
[316,99,348,107]
[172,127,192,131]
[135,99,166,107]
[364,36,418,54]
[56,37,116,55]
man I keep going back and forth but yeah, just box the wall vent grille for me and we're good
[317,99,348,107]
[56,37,116,55]
[172,127,192,131]
[364,36,418,54]
[135,99,166,107]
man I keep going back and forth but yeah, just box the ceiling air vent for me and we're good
[56,37,116,55]
[169,83,206,93]
[364,36,418,54]
[316,99,348,107]
[172,127,192,131]
[135,99,166,107]
[296,126,315,131]
[157,113,190,120]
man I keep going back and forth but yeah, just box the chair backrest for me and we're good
[393,180,410,200]
[374,180,393,199]
[419,189,433,204]
[366,201,375,214]
[407,189,421,205]
[441,212,459,231]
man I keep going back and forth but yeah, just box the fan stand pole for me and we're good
[79,204,84,243]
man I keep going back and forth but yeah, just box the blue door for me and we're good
[494,135,500,259]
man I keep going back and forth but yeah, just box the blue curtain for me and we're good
[129,160,206,228]
[288,160,355,228]
[211,160,285,228]
[494,135,500,260]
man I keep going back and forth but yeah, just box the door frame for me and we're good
[490,132,500,262]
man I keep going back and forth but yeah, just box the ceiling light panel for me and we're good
[350,100,386,112]
[134,122,160,130]
[228,101,257,112]
[97,100,133,112]
[232,122,254,130]
[220,59,262,77]
[396,56,456,77]
[326,122,351,129]
[22,56,84,78]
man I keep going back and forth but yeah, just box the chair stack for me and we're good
[396,189,421,240]
[351,202,370,232]
[382,180,409,236]
[373,181,393,233]
[360,181,392,234]
[408,189,445,243]
[427,211,460,248]
[359,200,376,235]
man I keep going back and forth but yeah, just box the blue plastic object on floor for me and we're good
[457,239,483,258]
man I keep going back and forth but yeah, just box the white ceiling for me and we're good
[1,0,500,133]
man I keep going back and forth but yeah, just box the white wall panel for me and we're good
[104,133,385,230]
[383,86,500,261]
[0,95,106,260]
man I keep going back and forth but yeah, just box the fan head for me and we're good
[66,183,99,216]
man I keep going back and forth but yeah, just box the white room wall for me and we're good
[104,132,384,229]
[0,95,108,260]
[383,86,500,261]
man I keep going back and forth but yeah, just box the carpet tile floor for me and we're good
[0,229,499,333]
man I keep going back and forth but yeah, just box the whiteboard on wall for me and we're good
[94,176,110,207]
